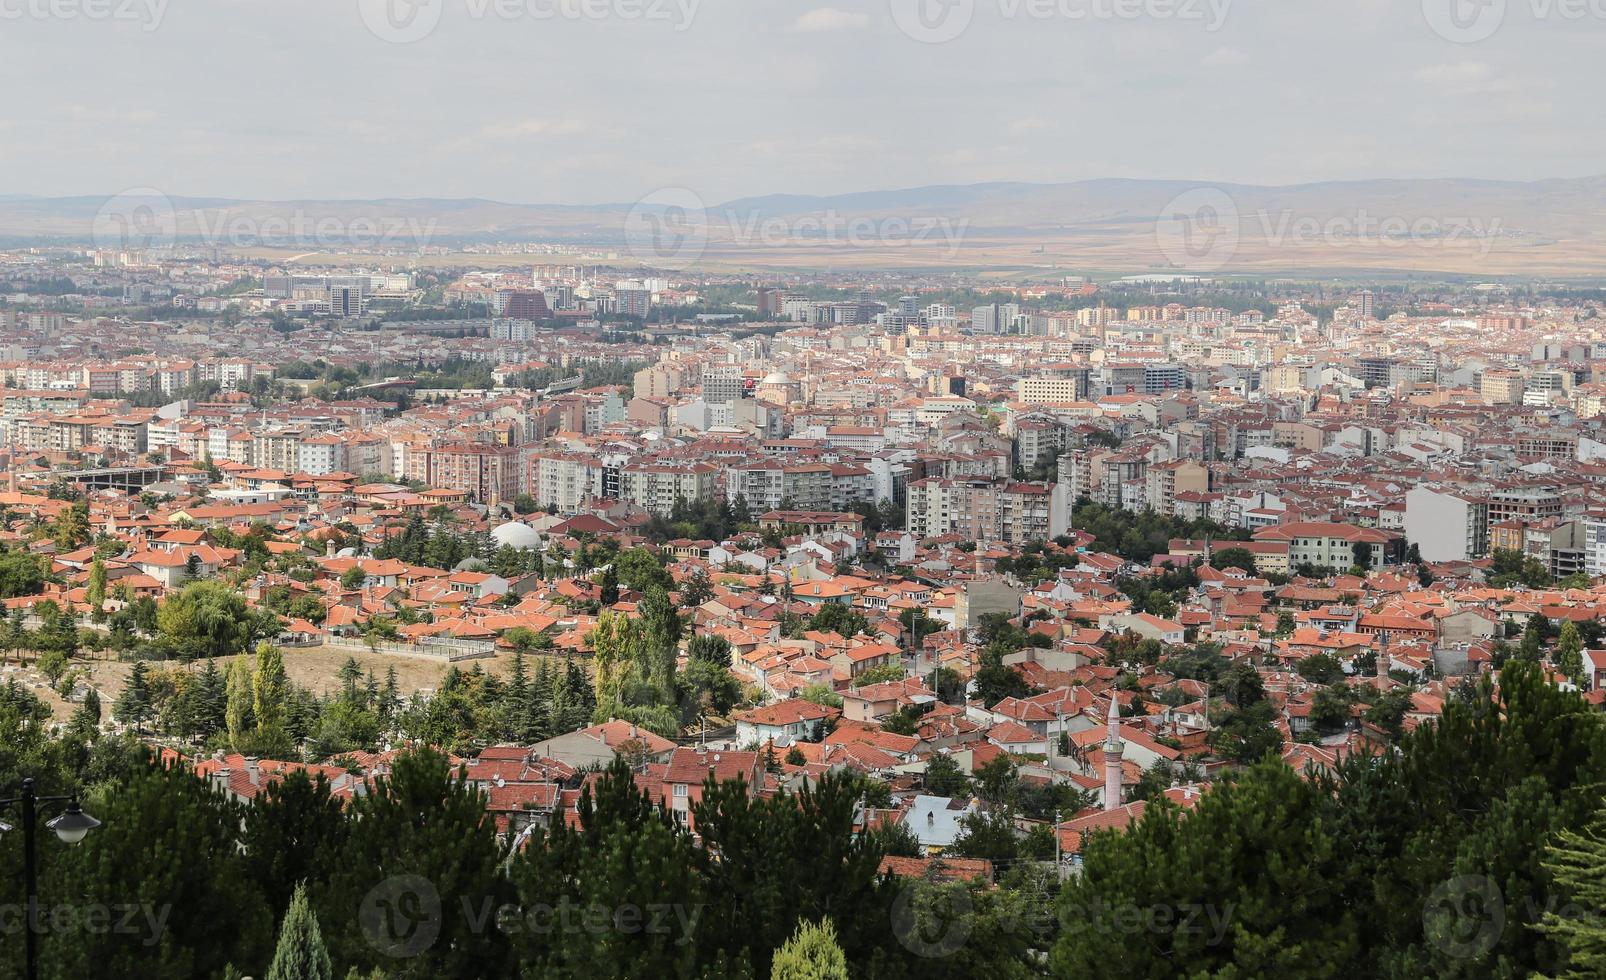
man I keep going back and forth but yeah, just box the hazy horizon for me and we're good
[5,171,1606,210]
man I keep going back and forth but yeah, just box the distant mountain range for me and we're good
[5,176,1605,277]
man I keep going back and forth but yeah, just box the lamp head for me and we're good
[46,800,100,845]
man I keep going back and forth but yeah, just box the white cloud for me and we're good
[477,119,601,140]
[1416,62,1492,85]
[1201,47,1249,68]
[789,7,870,32]
[1415,62,1522,96]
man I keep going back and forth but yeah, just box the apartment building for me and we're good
[297,434,346,476]
[1014,418,1068,471]
[253,430,304,472]
[620,462,718,516]
[1016,377,1087,405]
[1404,486,1488,562]
[1480,370,1525,405]
[528,452,605,513]
[1487,489,1563,525]
[905,477,1064,546]
[1144,460,1209,516]
[725,460,834,512]
[1253,522,1404,570]
[428,443,524,504]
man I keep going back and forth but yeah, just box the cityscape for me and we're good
[4,2,1606,979]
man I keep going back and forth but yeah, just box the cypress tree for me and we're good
[266,882,334,980]
[772,919,848,980]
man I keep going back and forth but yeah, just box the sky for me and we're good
[0,0,1600,206]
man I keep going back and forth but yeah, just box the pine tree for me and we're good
[548,657,593,734]
[596,565,620,606]
[1537,806,1606,978]
[569,658,595,722]
[380,666,400,721]
[67,687,101,740]
[530,658,554,738]
[42,761,274,978]
[319,748,514,977]
[114,660,154,732]
[502,652,531,742]
[690,770,892,975]
[165,671,203,737]
[771,919,849,980]
[337,656,362,701]
[244,771,351,921]
[196,658,228,736]
[266,882,334,980]
[509,760,703,977]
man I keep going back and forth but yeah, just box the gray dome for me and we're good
[454,557,489,572]
[491,522,542,549]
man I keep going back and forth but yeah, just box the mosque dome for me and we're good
[491,522,542,550]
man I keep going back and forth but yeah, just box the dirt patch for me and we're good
[71,647,583,713]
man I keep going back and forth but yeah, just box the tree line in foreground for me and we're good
[2,660,1606,978]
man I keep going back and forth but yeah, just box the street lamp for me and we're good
[0,777,102,980]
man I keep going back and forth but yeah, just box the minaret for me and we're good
[1103,696,1125,811]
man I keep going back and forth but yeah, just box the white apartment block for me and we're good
[1404,486,1488,562]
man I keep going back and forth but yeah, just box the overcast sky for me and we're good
[1,0,1599,205]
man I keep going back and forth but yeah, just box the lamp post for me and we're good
[0,777,102,980]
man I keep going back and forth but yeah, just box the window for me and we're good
[673,783,687,798]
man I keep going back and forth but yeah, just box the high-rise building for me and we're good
[427,443,524,504]
[502,290,551,319]
[756,287,787,317]
[701,364,744,405]
[327,285,364,317]
[491,319,541,341]
[616,288,651,318]
[1480,369,1525,405]
[1405,486,1488,562]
